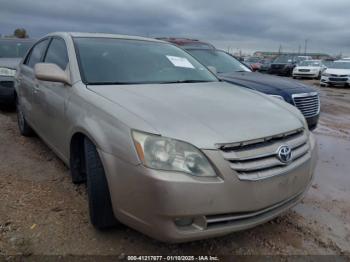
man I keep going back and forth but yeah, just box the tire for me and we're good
[84,138,119,229]
[16,98,34,137]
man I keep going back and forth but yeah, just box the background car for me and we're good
[0,38,34,107]
[292,60,326,79]
[258,59,272,73]
[161,37,320,130]
[243,56,262,71]
[320,60,350,87]
[268,55,311,76]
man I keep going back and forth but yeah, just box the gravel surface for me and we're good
[0,80,349,257]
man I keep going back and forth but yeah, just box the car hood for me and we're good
[87,82,303,149]
[324,68,350,75]
[0,58,21,69]
[218,71,315,95]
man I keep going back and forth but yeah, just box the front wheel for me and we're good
[16,98,34,137]
[84,138,119,229]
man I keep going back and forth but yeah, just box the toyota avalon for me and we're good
[15,32,317,242]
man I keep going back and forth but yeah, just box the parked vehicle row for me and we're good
[268,55,311,76]
[13,32,317,242]
[242,53,350,88]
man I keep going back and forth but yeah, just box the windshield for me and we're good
[328,62,350,69]
[0,39,34,58]
[299,60,321,66]
[187,49,251,74]
[73,38,218,85]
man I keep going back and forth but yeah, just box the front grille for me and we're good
[298,69,310,72]
[0,81,14,88]
[292,92,320,118]
[218,129,310,181]
[331,74,347,77]
[329,77,347,82]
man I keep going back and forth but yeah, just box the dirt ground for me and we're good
[0,79,349,258]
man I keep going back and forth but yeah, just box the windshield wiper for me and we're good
[87,81,140,85]
[87,80,216,85]
[158,80,215,84]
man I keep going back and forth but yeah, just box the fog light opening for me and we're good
[174,217,194,227]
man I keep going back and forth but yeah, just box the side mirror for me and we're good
[207,66,217,75]
[34,63,71,85]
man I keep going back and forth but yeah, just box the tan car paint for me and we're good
[15,32,317,242]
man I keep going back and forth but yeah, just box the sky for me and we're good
[1,0,350,56]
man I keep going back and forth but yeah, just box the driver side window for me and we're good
[24,39,50,68]
[44,38,69,70]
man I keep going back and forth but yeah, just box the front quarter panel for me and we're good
[65,82,158,165]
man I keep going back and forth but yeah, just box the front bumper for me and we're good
[0,76,15,105]
[320,75,349,86]
[100,133,317,242]
[293,71,319,78]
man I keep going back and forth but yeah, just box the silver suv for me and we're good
[15,32,317,242]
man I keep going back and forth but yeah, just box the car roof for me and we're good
[156,37,215,49]
[46,32,166,43]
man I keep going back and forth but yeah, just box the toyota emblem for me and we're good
[277,145,292,164]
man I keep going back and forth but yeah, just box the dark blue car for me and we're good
[162,38,320,130]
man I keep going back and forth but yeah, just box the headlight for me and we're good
[132,131,217,177]
[0,67,16,77]
[270,95,285,101]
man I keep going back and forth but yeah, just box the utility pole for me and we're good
[304,39,308,55]
[298,44,301,54]
[278,44,282,54]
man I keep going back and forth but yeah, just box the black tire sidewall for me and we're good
[16,98,33,136]
[84,138,118,229]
